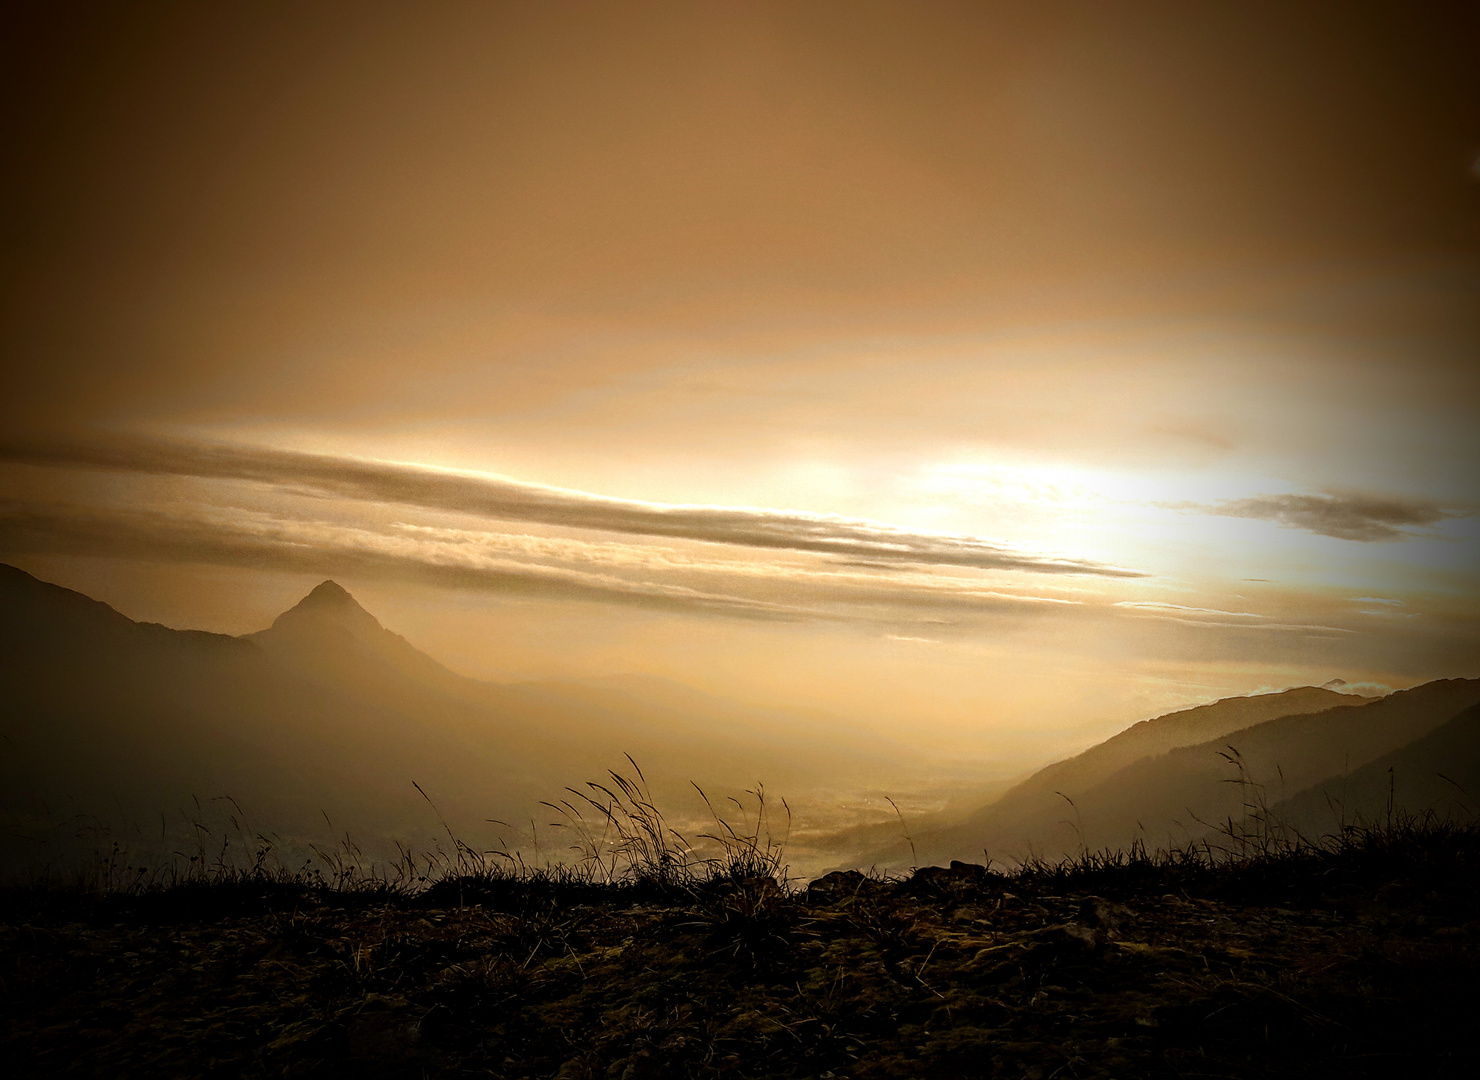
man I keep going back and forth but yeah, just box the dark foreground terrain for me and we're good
[4,823,1479,1079]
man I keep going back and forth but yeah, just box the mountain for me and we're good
[0,564,924,875]
[248,580,475,700]
[892,678,1480,866]
[0,565,533,867]
[898,686,1371,864]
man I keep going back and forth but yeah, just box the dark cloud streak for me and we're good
[1206,492,1460,542]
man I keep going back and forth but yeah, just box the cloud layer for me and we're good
[0,434,1143,577]
[0,435,1442,646]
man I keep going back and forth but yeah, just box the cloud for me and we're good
[0,434,1143,578]
[0,494,1372,645]
[1198,492,1459,542]
[1115,601,1268,620]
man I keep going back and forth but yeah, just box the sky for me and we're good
[1,0,1477,761]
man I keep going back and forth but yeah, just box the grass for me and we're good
[6,753,1473,908]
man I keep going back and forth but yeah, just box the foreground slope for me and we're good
[5,823,1477,1078]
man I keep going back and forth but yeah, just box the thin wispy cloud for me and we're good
[1115,601,1269,620]
[1198,492,1460,542]
[0,434,1144,578]
[1113,600,1353,635]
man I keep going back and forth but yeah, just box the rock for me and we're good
[1029,921,1103,952]
[1078,896,1135,931]
[909,863,985,890]
[910,865,953,886]
[1060,922,1102,950]
[807,869,869,897]
[556,1058,593,1080]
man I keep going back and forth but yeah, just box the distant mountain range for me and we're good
[0,564,923,871]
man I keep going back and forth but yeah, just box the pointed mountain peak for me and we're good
[269,579,383,636]
[301,580,358,608]
[251,577,460,687]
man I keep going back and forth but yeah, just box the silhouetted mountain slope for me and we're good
[1062,679,1478,857]
[895,679,1480,866]
[900,686,1369,864]
[1260,702,1480,837]
[1014,686,1371,796]
[1069,678,1480,851]
[244,574,918,784]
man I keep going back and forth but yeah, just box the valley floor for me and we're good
[3,825,1478,1078]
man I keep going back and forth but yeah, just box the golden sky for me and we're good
[1,1,1477,759]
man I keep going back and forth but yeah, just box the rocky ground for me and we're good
[4,824,1479,1078]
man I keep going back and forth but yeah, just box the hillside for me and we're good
[1261,702,1480,838]
[897,686,1374,865]
[1060,678,1480,854]
[0,566,540,867]
[7,562,1475,884]
[893,679,1480,866]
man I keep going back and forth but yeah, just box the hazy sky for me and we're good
[2,1,1477,758]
